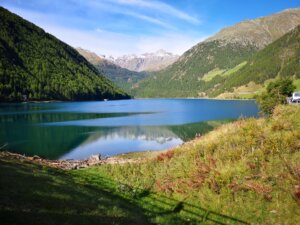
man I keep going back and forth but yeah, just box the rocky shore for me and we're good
[0,151,144,170]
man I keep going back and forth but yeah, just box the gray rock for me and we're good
[88,154,101,163]
[33,155,41,160]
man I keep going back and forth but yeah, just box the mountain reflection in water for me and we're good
[0,99,258,159]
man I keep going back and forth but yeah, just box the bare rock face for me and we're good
[113,49,179,72]
[205,8,300,49]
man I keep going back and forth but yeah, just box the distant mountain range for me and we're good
[77,48,179,73]
[132,7,300,98]
[76,48,149,92]
[0,7,129,101]
[112,50,179,72]
[76,48,179,93]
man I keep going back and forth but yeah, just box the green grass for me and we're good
[209,25,300,98]
[112,151,163,160]
[221,61,247,78]
[0,158,151,225]
[202,68,226,82]
[95,105,300,224]
[203,61,247,82]
[72,168,250,225]
[218,75,299,100]
[294,79,300,91]
[216,78,279,99]
[0,155,245,225]
[1,105,299,225]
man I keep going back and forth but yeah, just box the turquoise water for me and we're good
[0,99,259,159]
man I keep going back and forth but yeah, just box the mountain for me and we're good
[206,8,300,48]
[209,24,300,98]
[112,50,179,72]
[76,47,105,65]
[0,7,129,102]
[76,48,149,92]
[133,8,300,98]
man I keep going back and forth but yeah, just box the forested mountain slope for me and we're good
[0,7,129,101]
[210,25,300,97]
[132,8,300,98]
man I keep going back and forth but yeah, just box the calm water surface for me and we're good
[0,99,259,159]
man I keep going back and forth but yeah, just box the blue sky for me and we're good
[0,0,299,57]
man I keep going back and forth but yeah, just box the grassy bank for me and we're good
[0,157,153,225]
[91,105,300,224]
[0,105,299,224]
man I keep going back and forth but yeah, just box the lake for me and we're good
[0,99,259,160]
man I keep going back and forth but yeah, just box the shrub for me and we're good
[257,78,295,115]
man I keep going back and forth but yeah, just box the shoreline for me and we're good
[129,97,256,101]
[0,97,256,104]
[0,149,167,170]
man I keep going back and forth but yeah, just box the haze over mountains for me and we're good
[132,7,300,98]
